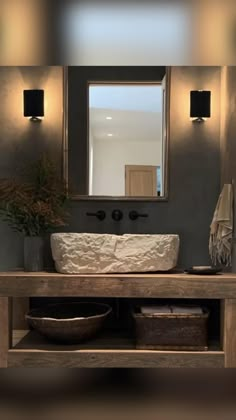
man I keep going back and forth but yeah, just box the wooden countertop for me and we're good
[0,271,236,298]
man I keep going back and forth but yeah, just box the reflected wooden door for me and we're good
[125,165,157,197]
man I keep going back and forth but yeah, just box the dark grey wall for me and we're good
[0,66,63,270]
[0,66,221,270]
[220,67,236,270]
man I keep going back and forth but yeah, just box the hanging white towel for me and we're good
[209,184,233,266]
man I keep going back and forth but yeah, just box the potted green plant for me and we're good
[0,157,68,271]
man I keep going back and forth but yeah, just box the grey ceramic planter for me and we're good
[24,236,44,272]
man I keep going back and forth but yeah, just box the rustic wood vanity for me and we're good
[0,271,236,368]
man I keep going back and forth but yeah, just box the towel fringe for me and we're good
[209,233,232,266]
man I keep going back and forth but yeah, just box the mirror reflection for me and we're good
[88,81,166,198]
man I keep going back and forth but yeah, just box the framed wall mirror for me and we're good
[64,66,170,201]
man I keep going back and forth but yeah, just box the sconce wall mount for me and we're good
[24,89,44,122]
[190,90,211,122]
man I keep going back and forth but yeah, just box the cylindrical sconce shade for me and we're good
[190,90,211,121]
[23,90,44,121]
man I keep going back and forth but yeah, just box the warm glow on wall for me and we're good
[1,0,46,65]
[188,0,236,65]
[0,66,63,152]
[169,67,221,147]
[43,69,63,128]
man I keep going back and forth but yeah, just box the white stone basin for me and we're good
[51,233,180,274]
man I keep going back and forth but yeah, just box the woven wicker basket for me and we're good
[132,305,209,351]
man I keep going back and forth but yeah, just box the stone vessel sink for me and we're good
[51,233,180,274]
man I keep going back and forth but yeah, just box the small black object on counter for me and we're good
[184,266,222,275]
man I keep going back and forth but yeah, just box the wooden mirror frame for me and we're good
[62,66,171,201]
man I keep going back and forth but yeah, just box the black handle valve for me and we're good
[111,209,123,221]
[86,210,106,221]
[129,210,148,221]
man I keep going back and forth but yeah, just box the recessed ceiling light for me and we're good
[106,116,112,120]
[107,133,113,137]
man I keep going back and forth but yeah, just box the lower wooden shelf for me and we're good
[8,330,224,368]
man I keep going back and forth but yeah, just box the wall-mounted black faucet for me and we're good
[86,209,148,222]
[86,210,106,221]
[111,209,123,221]
[129,210,148,221]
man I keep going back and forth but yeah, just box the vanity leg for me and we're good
[223,299,236,368]
[0,297,11,368]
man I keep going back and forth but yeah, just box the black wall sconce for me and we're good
[190,90,211,122]
[23,89,44,122]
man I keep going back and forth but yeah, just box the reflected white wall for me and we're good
[92,138,162,196]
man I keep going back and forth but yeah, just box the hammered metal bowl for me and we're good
[26,302,112,344]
